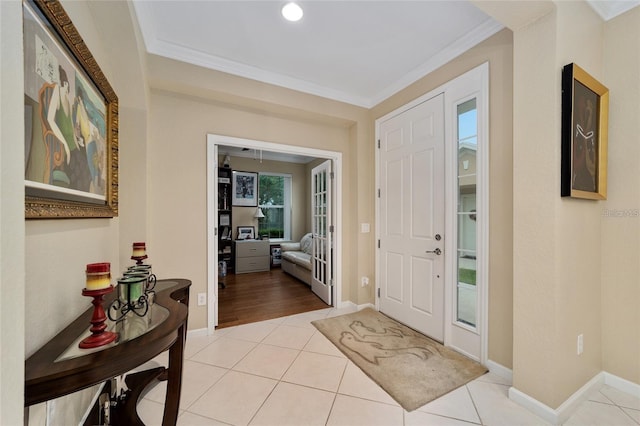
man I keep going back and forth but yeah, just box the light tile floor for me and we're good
[138,307,640,426]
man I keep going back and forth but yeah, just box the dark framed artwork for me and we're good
[23,0,119,218]
[561,63,609,200]
[237,226,255,240]
[232,171,258,206]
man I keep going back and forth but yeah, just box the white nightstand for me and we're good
[234,239,270,273]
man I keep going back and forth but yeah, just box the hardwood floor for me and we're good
[217,267,330,329]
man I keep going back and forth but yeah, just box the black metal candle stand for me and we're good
[108,261,157,322]
[108,293,149,322]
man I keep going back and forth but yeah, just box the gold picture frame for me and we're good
[23,0,118,218]
[561,63,609,200]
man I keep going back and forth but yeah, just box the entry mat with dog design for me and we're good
[312,308,487,411]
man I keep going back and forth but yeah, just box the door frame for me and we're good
[375,63,489,363]
[206,134,343,334]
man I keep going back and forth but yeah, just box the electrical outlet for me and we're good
[197,293,207,306]
[361,276,369,287]
[577,334,584,355]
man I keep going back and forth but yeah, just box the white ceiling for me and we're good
[587,0,640,20]
[132,1,503,108]
[132,1,638,109]
[131,0,638,162]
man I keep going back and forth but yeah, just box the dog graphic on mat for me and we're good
[339,320,437,365]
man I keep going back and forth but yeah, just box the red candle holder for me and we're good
[79,286,118,349]
[131,242,148,265]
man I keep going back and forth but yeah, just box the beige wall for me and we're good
[601,7,640,384]
[501,0,638,409]
[22,0,149,358]
[147,86,368,328]
[6,0,150,422]
[371,29,515,369]
[1,1,27,424]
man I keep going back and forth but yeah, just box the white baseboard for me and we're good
[604,372,640,397]
[337,300,356,310]
[509,370,640,425]
[509,386,558,425]
[336,300,374,311]
[486,359,513,383]
[338,300,372,311]
[187,327,209,337]
[357,302,375,310]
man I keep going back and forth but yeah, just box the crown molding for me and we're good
[587,0,640,20]
[132,1,503,109]
[369,19,503,107]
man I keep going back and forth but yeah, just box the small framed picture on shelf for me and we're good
[220,214,230,226]
[220,226,230,240]
[237,226,255,240]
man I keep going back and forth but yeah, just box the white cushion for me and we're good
[280,242,300,252]
[300,233,313,255]
[282,251,312,270]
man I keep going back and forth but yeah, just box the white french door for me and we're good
[378,93,445,341]
[311,160,333,305]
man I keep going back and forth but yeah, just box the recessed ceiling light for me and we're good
[282,2,303,22]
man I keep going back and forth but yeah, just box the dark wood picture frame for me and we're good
[561,63,609,200]
[237,226,255,240]
[232,171,258,207]
[23,0,119,218]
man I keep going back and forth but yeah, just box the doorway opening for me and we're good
[206,134,343,334]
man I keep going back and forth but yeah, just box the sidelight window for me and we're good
[456,98,478,328]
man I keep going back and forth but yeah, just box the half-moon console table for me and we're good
[25,278,191,425]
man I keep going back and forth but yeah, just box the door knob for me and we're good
[426,248,442,255]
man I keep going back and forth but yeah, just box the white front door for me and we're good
[378,93,445,341]
[311,160,332,305]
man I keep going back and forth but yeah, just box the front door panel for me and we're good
[379,93,445,341]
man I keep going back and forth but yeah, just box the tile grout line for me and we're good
[157,313,640,426]
[465,383,486,426]
[619,405,640,426]
[242,318,335,425]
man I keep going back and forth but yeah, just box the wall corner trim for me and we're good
[486,359,513,383]
[187,328,209,338]
[509,372,611,425]
[356,303,376,311]
[603,372,640,398]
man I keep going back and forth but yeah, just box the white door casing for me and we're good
[444,64,488,362]
[206,134,343,334]
[376,63,489,363]
[378,93,445,341]
[311,160,333,305]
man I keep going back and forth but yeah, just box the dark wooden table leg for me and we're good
[162,324,186,426]
[111,367,166,425]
